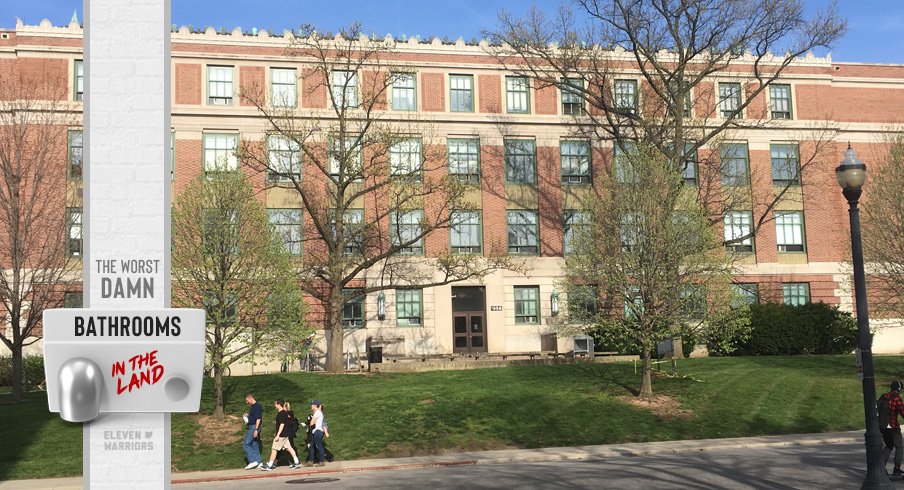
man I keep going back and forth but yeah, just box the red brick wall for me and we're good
[301,68,327,109]
[481,145,507,257]
[173,138,201,195]
[421,73,445,112]
[745,82,767,120]
[534,80,558,115]
[478,74,501,113]
[174,64,201,105]
[735,274,841,305]
[362,70,387,111]
[239,66,264,106]
[537,144,563,256]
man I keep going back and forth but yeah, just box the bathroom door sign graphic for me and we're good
[43,309,205,421]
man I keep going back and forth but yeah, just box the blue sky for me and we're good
[2,1,903,64]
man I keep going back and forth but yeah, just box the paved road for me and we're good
[179,443,904,489]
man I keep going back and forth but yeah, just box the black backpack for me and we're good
[285,411,299,438]
[879,394,891,429]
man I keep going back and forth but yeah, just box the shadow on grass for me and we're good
[0,390,81,481]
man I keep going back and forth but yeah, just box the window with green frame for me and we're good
[448,138,480,183]
[207,65,234,105]
[64,291,83,308]
[449,75,474,112]
[504,139,536,184]
[507,210,538,255]
[614,141,638,184]
[332,208,364,255]
[718,82,741,118]
[396,289,422,326]
[271,68,297,107]
[391,73,416,111]
[681,143,697,185]
[66,207,82,257]
[720,143,749,186]
[731,283,760,306]
[342,288,365,328]
[679,284,707,320]
[450,210,482,255]
[560,140,591,184]
[775,211,805,253]
[390,210,424,255]
[389,138,423,180]
[268,208,302,255]
[561,77,584,114]
[267,135,301,182]
[506,76,530,113]
[771,143,800,185]
[567,285,598,322]
[203,133,238,173]
[563,210,588,255]
[330,70,358,108]
[514,286,540,324]
[614,79,638,113]
[770,84,793,119]
[782,282,810,306]
[74,60,83,101]
[68,130,83,180]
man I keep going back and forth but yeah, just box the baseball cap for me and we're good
[310,400,321,406]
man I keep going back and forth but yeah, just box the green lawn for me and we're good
[1,355,899,480]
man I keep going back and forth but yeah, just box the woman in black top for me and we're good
[259,399,301,470]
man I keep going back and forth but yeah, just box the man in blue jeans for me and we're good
[304,400,325,467]
[242,393,263,469]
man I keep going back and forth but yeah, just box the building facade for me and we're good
[4,18,904,371]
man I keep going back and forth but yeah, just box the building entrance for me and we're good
[451,286,487,353]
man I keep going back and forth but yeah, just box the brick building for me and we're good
[4,18,904,371]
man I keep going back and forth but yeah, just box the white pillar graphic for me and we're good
[84,1,172,488]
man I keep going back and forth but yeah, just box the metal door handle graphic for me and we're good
[58,358,104,423]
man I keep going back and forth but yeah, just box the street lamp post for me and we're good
[836,144,893,489]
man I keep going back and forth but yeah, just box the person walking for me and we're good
[880,380,904,477]
[260,399,301,470]
[303,400,326,467]
[242,393,263,470]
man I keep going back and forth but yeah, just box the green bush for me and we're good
[735,302,857,356]
[0,355,46,390]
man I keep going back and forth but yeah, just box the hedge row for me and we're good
[0,355,46,389]
[732,302,858,356]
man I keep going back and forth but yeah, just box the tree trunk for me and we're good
[640,348,653,399]
[326,299,345,373]
[11,346,23,402]
[213,362,224,417]
[672,336,685,359]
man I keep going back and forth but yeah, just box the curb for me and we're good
[171,461,478,485]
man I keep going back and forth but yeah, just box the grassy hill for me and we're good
[1,355,898,480]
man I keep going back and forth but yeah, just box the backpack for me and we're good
[879,394,891,429]
[285,411,299,438]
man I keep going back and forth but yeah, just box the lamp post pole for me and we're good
[836,145,893,489]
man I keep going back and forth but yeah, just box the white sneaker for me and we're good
[260,463,275,471]
[245,462,260,470]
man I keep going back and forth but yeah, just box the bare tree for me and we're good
[0,63,78,401]
[241,23,515,373]
[485,0,845,241]
[171,171,311,416]
[566,143,734,397]
[864,133,904,322]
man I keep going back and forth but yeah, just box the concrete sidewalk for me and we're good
[0,431,862,489]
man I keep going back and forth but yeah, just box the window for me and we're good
[203,133,238,173]
[270,68,297,107]
[389,138,422,180]
[202,208,238,256]
[450,210,482,255]
[506,76,530,113]
[731,283,760,306]
[330,70,358,108]
[391,73,416,111]
[504,139,536,184]
[718,82,741,118]
[624,286,643,320]
[64,292,83,308]
[342,288,365,328]
[561,77,584,115]
[268,208,302,255]
[207,66,233,105]
[448,138,480,183]
[563,210,588,255]
[771,144,800,185]
[396,289,422,326]
[770,84,792,120]
[720,143,749,186]
[567,285,599,321]
[329,136,362,179]
[334,209,364,255]
[507,210,538,255]
[614,79,638,113]
[782,282,810,306]
[74,60,84,101]
[390,210,424,255]
[614,141,638,184]
[620,212,640,252]
[514,286,540,324]
[681,143,697,185]
[449,75,474,112]
[68,130,83,180]
[561,140,591,184]
[66,207,82,257]
[724,211,753,253]
[203,292,238,323]
[775,211,805,252]
[679,285,707,319]
[267,135,301,182]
